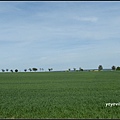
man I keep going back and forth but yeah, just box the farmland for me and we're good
[0,71,120,118]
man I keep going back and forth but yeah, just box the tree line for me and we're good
[1,65,120,73]
[95,65,120,71]
[1,68,53,73]
[98,65,120,71]
[68,65,120,72]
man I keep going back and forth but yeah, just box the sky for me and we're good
[0,1,120,71]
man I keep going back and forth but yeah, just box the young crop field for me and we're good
[0,71,120,118]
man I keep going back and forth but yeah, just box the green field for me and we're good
[0,71,120,118]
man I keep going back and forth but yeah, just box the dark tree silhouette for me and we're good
[10,70,13,73]
[28,68,32,72]
[112,66,116,70]
[68,68,71,72]
[98,65,103,71]
[24,69,27,72]
[116,66,120,70]
[48,68,53,72]
[32,68,38,72]
[79,67,83,71]
[1,69,5,72]
[15,69,18,72]
[80,68,83,71]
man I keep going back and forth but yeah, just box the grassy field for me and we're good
[0,71,120,118]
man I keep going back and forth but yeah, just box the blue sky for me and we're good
[0,1,120,71]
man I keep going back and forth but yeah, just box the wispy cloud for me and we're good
[75,16,98,22]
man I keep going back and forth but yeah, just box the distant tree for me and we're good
[28,68,32,72]
[6,69,9,72]
[48,68,53,72]
[112,66,116,70]
[32,68,38,72]
[40,68,44,72]
[24,69,27,72]
[68,68,71,72]
[116,66,120,70]
[79,67,81,71]
[10,70,13,73]
[40,68,44,71]
[79,67,83,71]
[15,69,18,72]
[81,68,83,71]
[1,69,5,72]
[73,68,76,71]
[98,65,103,71]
